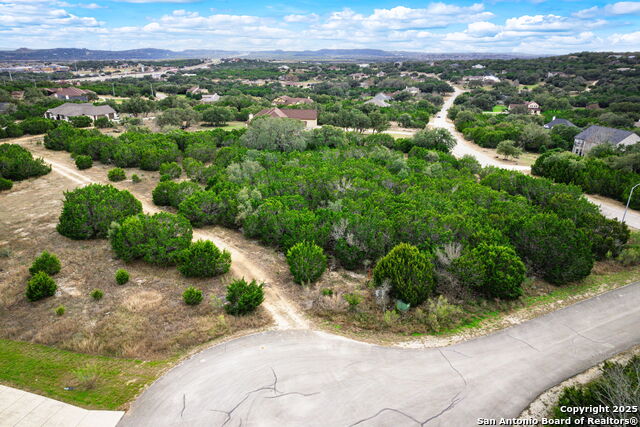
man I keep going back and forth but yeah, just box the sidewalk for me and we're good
[0,385,124,427]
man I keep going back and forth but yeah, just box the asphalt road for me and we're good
[119,283,640,426]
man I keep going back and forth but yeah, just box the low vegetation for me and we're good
[224,278,264,315]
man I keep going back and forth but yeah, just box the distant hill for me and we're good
[0,47,540,62]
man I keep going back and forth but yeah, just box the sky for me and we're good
[0,0,639,54]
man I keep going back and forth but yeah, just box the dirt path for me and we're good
[14,137,309,330]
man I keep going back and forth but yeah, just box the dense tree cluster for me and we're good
[0,143,51,184]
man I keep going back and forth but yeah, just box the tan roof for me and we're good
[275,95,313,105]
[255,107,317,120]
[46,103,115,117]
[46,87,91,97]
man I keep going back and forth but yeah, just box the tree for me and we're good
[519,124,551,152]
[286,241,327,285]
[369,111,390,133]
[412,128,456,153]
[224,278,264,315]
[57,184,142,239]
[241,117,307,151]
[372,243,436,306]
[69,116,93,128]
[156,108,201,128]
[120,97,154,116]
[202,106,234,126]
[26,272,57,301]
[305,125,347,149]
[496,140,522,160]
[177,240,231,277]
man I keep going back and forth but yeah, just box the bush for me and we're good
[0,144,51,181]
[159,162,181,179]
[19,117,56,135]
[90,289,103,300]
[617,247,640,266]
[183,287,203,305]
[75,155,93,170]
[69,115,93,128]
[109,212,193,266]
[511,213,594,284]
[55,305,65,316]
[26,272,57,301]
[0,177,12,191]
[373,243,436,306]
[57,184,142,239]
[454,244,525,299]
[108,167,126,182]
[177,240,231,277]
[286,241,327,285]
[115,269,130,285]
[224,278,264,315]
[131,174,141,183]
[29,250,61,276]
[152,180,201,208]
[94,117,113,129]
[343,292,362,311]
[412,296,463,332]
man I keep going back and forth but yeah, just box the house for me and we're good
[544,117,577,129]
[44,103,118,121]
[253,107,317,128]
[586,103,601,110]
[463,75,501,84]
[272,95,313,106]
[349,73,368,81]
[572,125,640,156]
[404,86,421,96]
[201,94,220,103]
[45,87,94,101]
[0,102,14,114]
[10,91,24,100]
[508,101,541,115]
[365,98,390,107]
[472,64,485,69]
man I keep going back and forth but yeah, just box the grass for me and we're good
[492,105,507,112]
[0,339,170,410]
[220,121,246,131]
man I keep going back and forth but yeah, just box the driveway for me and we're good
[119,283,640,426]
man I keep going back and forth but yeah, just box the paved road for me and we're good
[431,87,640,229]
[120,283,640,426]
[0,385,123,427]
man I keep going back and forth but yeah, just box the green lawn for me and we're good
[492,105,507,112]
[220,121,247,131]
[0,340,170,410]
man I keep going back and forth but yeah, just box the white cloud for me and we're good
[605,1,640,15]
[284,13,318,23]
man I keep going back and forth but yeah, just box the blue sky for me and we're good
[0,0,639,53]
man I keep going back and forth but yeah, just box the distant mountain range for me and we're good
[0,47,541,62]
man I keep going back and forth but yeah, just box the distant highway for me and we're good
[66,59,220,82]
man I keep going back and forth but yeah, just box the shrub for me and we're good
[413,296,463,332]
[29,250,61,276]
[26,272,57,301]
[19,117,56,135]
[0,144,51,181]
[0,177,12,191]
[57,184,142,239]
[454,244,526,299]
[75,155,93,170]
[617,247,640,266]
[69,115,93,128]
[108,167,126,182]
[159,162,181,179]
[372,243,436,306]
[321,288,333,296]
[115,269,130,285]
[511,213,594,284]
[90,289,103,300]
[152,181,201,208]
[131,174,141,183]
[94,117,113,129]
[224,278,264,315]
[343,292,362,311]
[183,287,203,305]
[286,241,327,285]
[177,240,231,277]
[55,305,65,316]
[178,190,238,228]
[109,212,193,266]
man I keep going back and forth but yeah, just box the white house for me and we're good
[572,125,640,156]
[45,103,118,121]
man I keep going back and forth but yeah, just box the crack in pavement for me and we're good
[564,324,609,346]
[438,348,468,387]
[507,333,540,352]
[348,392,464,426]
[210,368,320,426]
[180,394,186,419]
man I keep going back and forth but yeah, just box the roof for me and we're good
[575,125,636,145]
[46,103,116,117]
[544,118,576,128]
[373,92,392,101]
[255,107,317,120]
[275,95,313,105]
[365,98,391,107]
[0,102,11,114]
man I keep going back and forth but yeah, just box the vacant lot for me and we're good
[0,140,270,363]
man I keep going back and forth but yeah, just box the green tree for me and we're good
[224,278,264,315]
[411,128,456,153]
[372,243,436,306]
[286,241,327,285]
[202,106,234,126]
[177,240,231,277]
[26,272,57,301]
[496,140,522,160]
[241,117,307,151]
